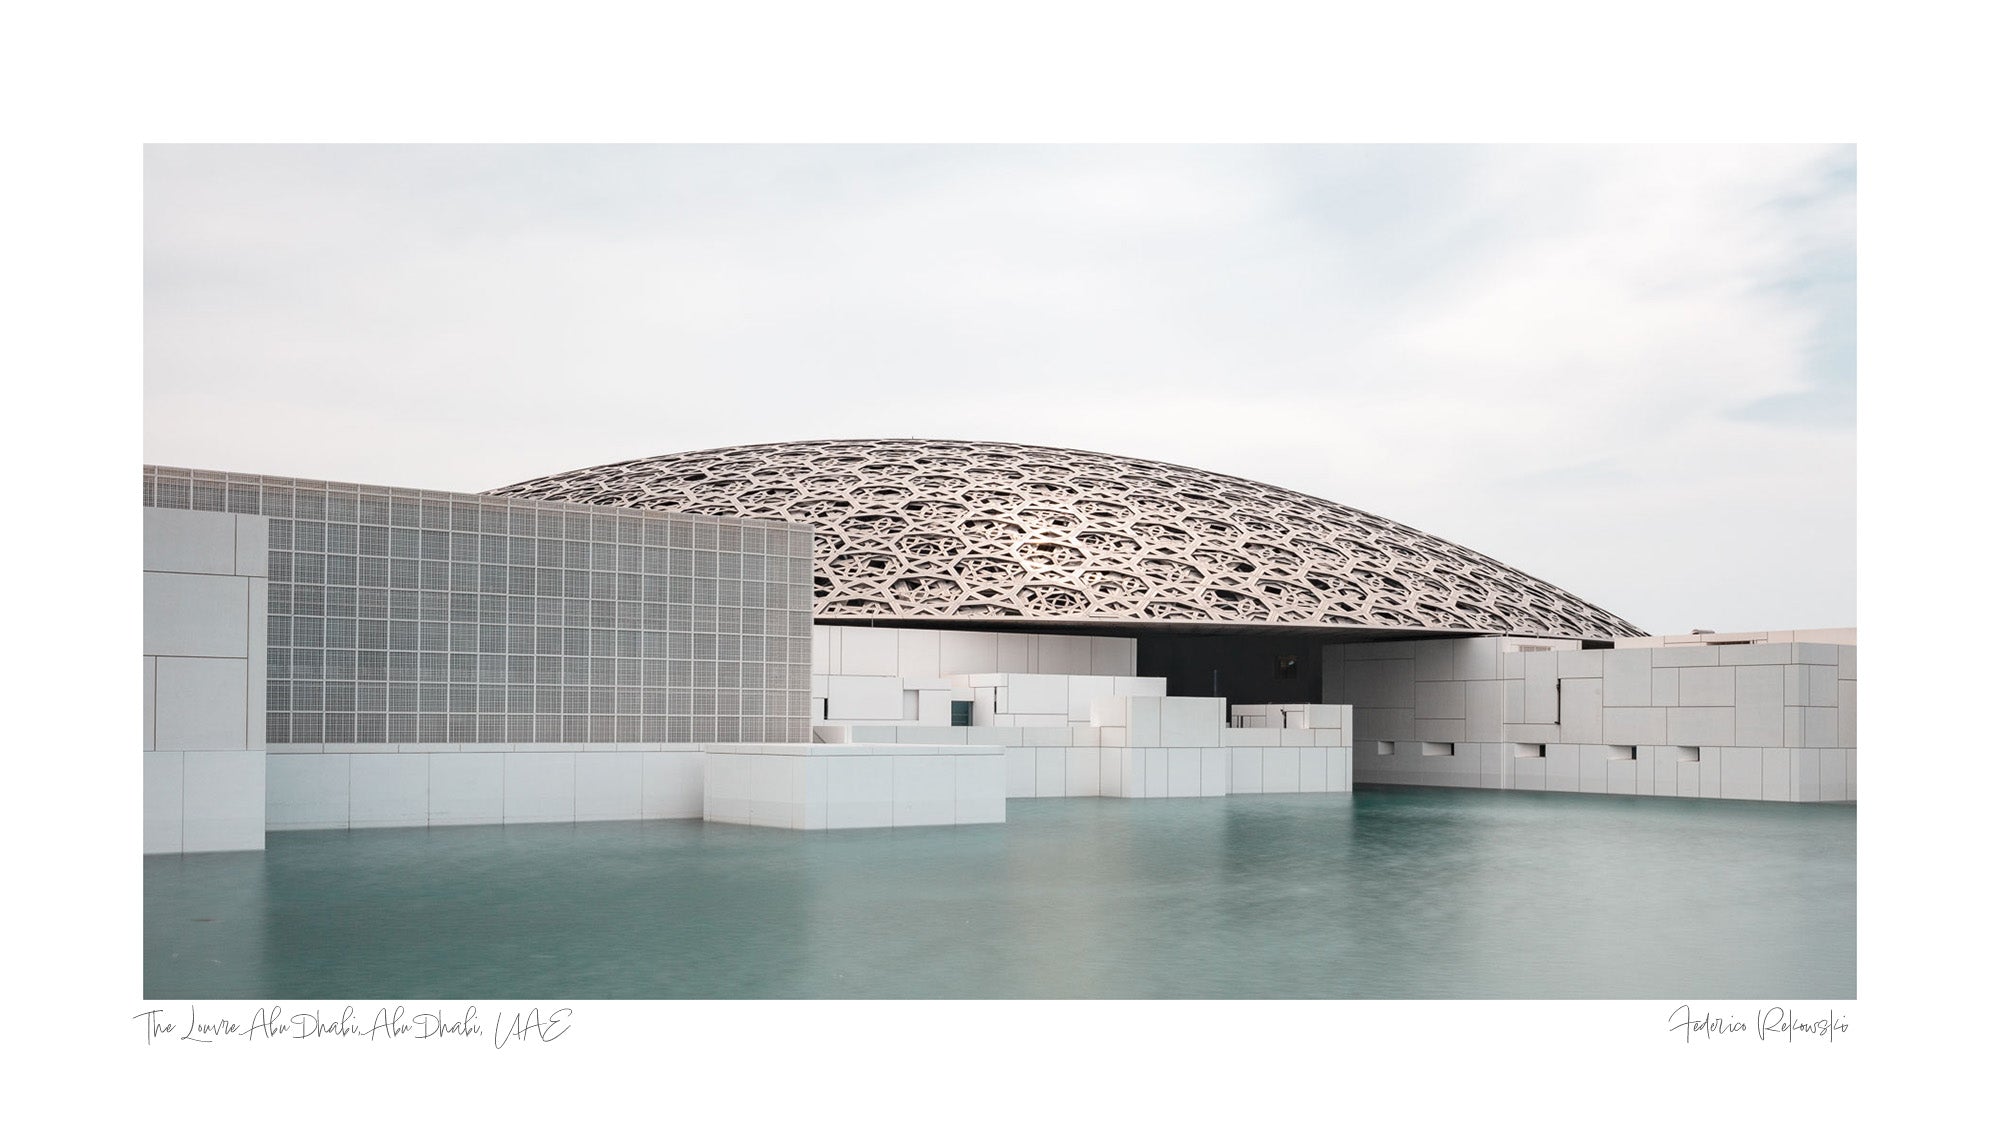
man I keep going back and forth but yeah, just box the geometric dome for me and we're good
[487,438,1646,641]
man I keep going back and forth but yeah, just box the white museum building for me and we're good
[143,439,1856,854]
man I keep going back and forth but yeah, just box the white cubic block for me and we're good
[144,751,184,854]
[1557,649,1603,678]
[640,752,704,819]
[182,750,265,852]
[916,689,953,726]
[826,675,905,721]
[1522,652,1558,723]
[1143,749,1168,797]
[1413,640,1455,682]
[1167,748,1202,797]
[145,507,238,575]
[144,572,250,659]
[1652,753,1680,796]
[1668,706,1735,747]
[1159,697,1224,747]
[1005,673,1070,715]
[811,625,831,674]
[504,752,576,823]
[1838,681,1857,748]
[837,627,900,676]
[1452,637,1500,682]
[1067,675,1116,723]
[1001,746,1036,798]
[1066,748,1101,796]
[826,755,895,828]
[1679,667,1734,707]
[1230,747,1263,793]
[1576,750,1607,793]
[892,754,956,826]
[1602,706,1666,746]
[1299,749,1328,792]
[995,633,1030,673]
[1652,668,1682,706]
[575,752,643,822]
[142,657,157,751]
[1113,676,1168,697]
[1804,707,1838,748]
[154,656,249,751]
[1807,665,1839,707]
[233,513,268,576]
[1036,748,1067,797]
[1602,649,1652,706]
[1717,747,1762,800]
[1604,757,1637,795]
[1513,755,1546,791]
[1414,679,1466,720]
[1677,761,1701,798]
[1838,645,1857,681]
[1761,749,1793,802]
[266,753,349,830]
[938,629,999,676]
[1719,643,1790,665]
[1263,747,1301,793]
[1099,748,1127,797]
[1543,743,1580,792]
[429,752,503,825]
[1201,748,1228,796]
[1558,677,1603,744]
[1463,681,1503,741]
[1090,636,1138,677]
[1652,645,1720,668]
[895,628,941,679]
[1038,634,1093,675]
[349,753,428,828]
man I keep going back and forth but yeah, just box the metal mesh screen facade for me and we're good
[489,439,1646,640]
[143,467,814,745]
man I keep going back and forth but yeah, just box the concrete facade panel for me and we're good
[144,572,249,659]
[155,656,249,751]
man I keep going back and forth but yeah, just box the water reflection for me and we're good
[145,788,1855,999]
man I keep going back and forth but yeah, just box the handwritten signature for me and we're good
[1667,1004,1849,1043]
[134,1005,570,1048]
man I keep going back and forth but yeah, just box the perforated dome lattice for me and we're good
[489,439,1643,640]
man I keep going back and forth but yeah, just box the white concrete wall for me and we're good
[703,743,1006,829]
[265,743,708,829]
[1329,634,1857,803]
[145,507,267,853]
[812,624,1137,679]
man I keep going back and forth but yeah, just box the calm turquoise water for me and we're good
[145,787,1855,999]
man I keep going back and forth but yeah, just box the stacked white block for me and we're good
[1088,696,1354,799]
[265,742,710,829]
[702,743,1006,829]
[1335,632,1856,803]
[1217,704,1354,795]
[144,507,268,854]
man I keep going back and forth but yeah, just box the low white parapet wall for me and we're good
[814,693,1355,801]
[266,743,708,829]
[703,743,1006,830]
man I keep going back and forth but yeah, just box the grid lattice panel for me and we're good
[486,438,1646,640]
[144,467,814,745]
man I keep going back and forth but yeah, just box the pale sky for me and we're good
[144,144,1855,635]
